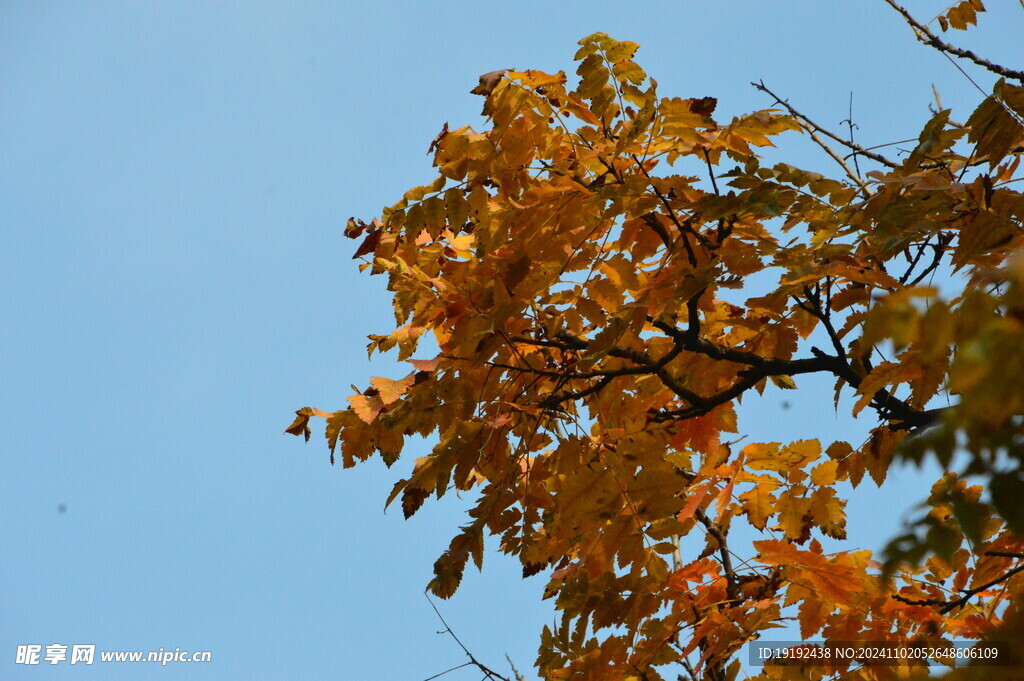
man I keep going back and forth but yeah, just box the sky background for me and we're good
[2,2,1021,680]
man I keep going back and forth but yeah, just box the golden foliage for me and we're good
[292,20,1024,681]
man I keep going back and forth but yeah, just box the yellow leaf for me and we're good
[347,393,385,423]
[810,460,839,486]
[797,596,831,639]
[775,489,812,543]
[754,539,866,606]
[739,484,775,531]
[770,374,797,390]
[852,361,920,416]
[809,487,847,539]
[508,69,567,89]
[370,374,416,405]
[742,442,784,471]
[581,315,629,364]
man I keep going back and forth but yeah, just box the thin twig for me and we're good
[909,233,953,286]
[843,137,918,159]
[899,236,933,285]
[505,655,527,681]
[934,49,1024,131]
[426,594,512,681]
[752,80,899,168]
[843,92,862,178]
[631,153,707,264]
[702,148,720,196]
[422,662,474,681]
[780,98,876,195]
[798,120,873,198]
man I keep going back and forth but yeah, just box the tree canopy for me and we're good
[289,3,1024,679]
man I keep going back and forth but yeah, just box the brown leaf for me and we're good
[427,121,449,155]
[470,69,509,96]
[501,253,533,293]
[352,228,380,259]
[966,83,1024,166]
[284,407,314,441]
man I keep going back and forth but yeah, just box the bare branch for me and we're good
[422,662,474,681]
[505,655,527,681]
[752,80,899,168]
[799,121,874,199]
[843,92,862,178]
[881,0,1024,84]
[426,595,512,681]
[908,233,953,286]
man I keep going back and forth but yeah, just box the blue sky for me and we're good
[2,2,1020,679]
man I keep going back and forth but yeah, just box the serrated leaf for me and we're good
[739,484,774,531]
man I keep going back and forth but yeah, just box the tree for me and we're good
[288,3,1024,679]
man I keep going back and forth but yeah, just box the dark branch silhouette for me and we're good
[881,0,1024,84]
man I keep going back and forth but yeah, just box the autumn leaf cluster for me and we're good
[289,8,1024,680]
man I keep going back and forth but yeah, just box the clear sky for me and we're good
[2,2,1021,680]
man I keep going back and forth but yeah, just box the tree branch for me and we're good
[881,0,1024,84]
[694,508,739,600]
[797,288,945,431]
[752,80,899,169]
[426,594,511,681]
[908,233,953,286]
[505,655,527,681]
[891,552,1024,614]
[506,311,944,429]
[702,148,720,196]
[505,332,700,407]
[649,317,836,376]
[631,154,708,264]
[801,122,874,199]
